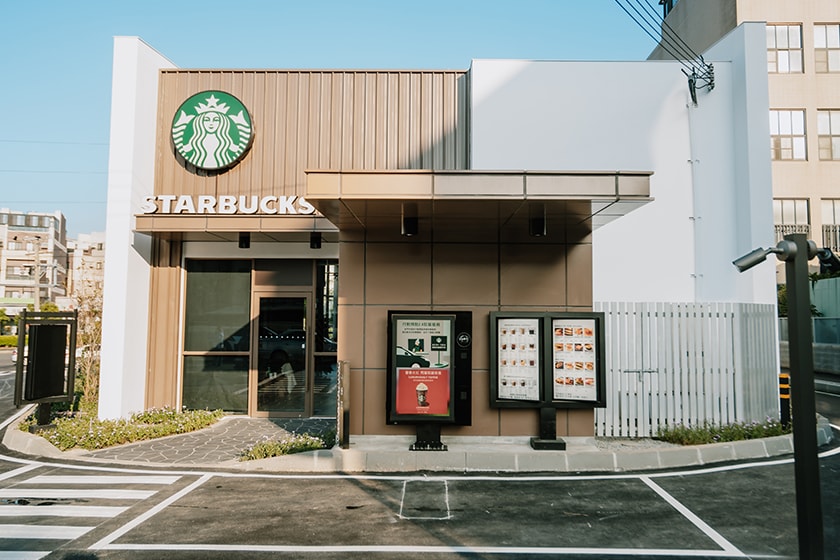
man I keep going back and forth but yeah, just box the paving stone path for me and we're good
[84,417,336,465]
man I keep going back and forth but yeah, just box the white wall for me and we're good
[99,37,176,419]
[470,22,774,305]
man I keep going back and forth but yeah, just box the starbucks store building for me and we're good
[99,37,653,441]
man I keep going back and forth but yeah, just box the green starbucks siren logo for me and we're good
[171,91,253,170]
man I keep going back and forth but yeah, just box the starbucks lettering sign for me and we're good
[172,91,253,170]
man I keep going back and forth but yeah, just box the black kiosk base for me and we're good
[410,423,448,451]
[529,407,567,450]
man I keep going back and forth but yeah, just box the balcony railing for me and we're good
[774,224,811,243]
[823,224,840,252]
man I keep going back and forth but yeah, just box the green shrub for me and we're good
[239,432,330,461]
[21,406,224,451]
[0,335,17,347]
[657,418,790,445]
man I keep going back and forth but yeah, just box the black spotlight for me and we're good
[238,232,250,249]
[529,203,546,237]
[401,203,418,237]
[310,232,322,249]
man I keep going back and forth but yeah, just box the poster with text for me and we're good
[392,316,453,418]
[395,367,450,415]
[497,318,540,400]
[551,318,598,401]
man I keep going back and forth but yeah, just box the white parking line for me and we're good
[398,479,451,520]
[98,543,778,557]
[89,473,212,550]
[640,476,744,556]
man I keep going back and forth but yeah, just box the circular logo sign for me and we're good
[457,332,471,348]
[171,91,253,171]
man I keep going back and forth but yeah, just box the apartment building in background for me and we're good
[66,232,106,298]
[651,0,840,259]
[0,208,68,314]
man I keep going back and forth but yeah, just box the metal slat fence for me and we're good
[593,302,778,437]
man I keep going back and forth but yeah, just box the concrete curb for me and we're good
[2,425,806,474]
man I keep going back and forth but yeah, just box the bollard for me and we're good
[778,372,791,429]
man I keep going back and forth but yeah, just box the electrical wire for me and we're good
[613,0,696,74]
[614,0,714,96]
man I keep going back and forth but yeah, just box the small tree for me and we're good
[0,308,10,334]
[73,284,103,416]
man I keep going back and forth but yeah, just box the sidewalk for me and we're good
[4,411,834,474]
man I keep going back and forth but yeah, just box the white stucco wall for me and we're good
[99,37,176,419]
[469,22,774,305]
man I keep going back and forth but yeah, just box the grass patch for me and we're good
[656,418,790,445]
[20,406,224,451]
[239,430,335,461]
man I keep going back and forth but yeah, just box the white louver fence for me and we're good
[593,302,779,438]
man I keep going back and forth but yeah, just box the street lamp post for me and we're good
[732,233,823,559]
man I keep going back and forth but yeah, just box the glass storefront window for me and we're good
[184,260,251,352]
[183,355,249,413]
[183,260,250,413]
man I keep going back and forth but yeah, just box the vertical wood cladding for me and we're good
[155,70,469,197]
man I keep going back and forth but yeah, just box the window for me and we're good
[774,198,809,225]
[815,24,840,73]
[823,199,840,251]
[767,24,803,73]
[823,199,840,225]
[817,109,840,160]
[770,110,807,160]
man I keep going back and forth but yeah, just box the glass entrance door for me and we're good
[253,295,308,416]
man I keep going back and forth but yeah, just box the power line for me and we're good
[0,139,108,146]
[0,170,107,175]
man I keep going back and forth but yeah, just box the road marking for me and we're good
[0,524,94,539]
[398,479,451,520]
[97,543,780,557]
[0,463,41,483]
[0,505,128,517]
[0,552,49,560]
[89,472,212,550]
[640,476,744,556]
[27,475,181,485]
[0,488,156,500]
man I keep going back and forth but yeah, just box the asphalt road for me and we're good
[0,348,838,559]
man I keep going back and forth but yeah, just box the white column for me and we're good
[99,37,176,419]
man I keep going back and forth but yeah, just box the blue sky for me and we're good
[1,0,657,237]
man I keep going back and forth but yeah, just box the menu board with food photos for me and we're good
[551,318,598,402]
[496,318,540,401]
[490,312,605,409]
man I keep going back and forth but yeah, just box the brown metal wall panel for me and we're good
[155,69,469,197]
[145,235,182,409]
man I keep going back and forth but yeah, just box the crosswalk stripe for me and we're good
[0,552,49,560]
[0,488,156,500]
[0,524,94,539]
[26,475,180,485]
[0,505,128,517]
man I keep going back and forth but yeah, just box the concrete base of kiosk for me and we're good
[410,423,448,451]
[530,436,567,450]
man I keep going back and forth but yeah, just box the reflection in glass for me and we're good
[183,356,248,413]
[313,355,338,417]
[184,260,250,352]
[257,297,306,413]
[315,261,338,352]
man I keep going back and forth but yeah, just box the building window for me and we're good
[767,24,803,73]
[815,24,840,73]
[774,198,811,242]
[817,109,840,160]
[770,110,807,160]
[823,199,840,251]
